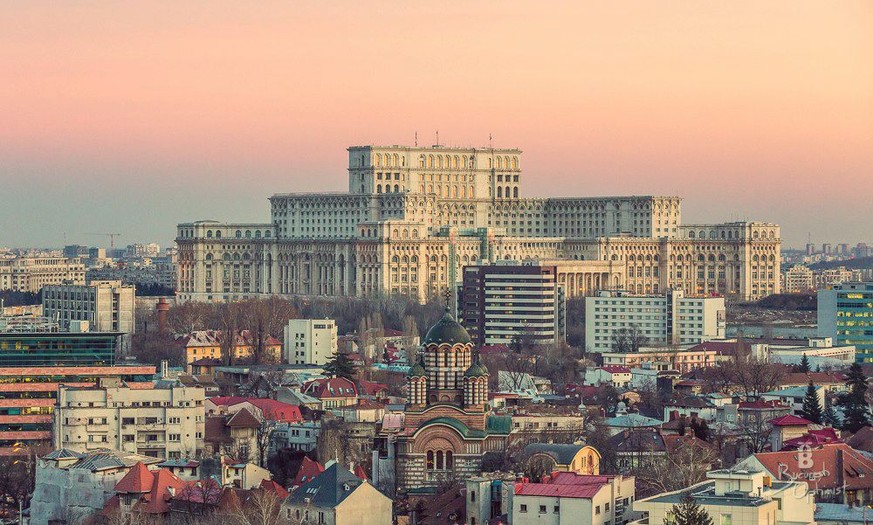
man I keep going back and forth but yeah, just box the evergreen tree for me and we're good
[798,353,810,373]
[322,351,358,380]
[836,363,871,433]
[799,381,822,424]
[822,405,839,427]
[690,418,711,441]
[667,494,714,525]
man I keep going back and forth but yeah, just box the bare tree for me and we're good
[707,352,785,401]
[611,325,649,353]
[130,331,185,367]
[240,297,298,364]
[167,301,212,334]
[315,418,354,466]
[256,419,279,468]
[217,302,244,366]
[226,489,287,525]
[632,437,718,497]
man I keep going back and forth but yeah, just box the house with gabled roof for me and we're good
[281,463,391,525]
[30,449,163,525]
[103,461,188,518]
[735,442,873,506]
[302,377,359,408]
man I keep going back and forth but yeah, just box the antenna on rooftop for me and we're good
[489,133,493,149]
[414,131,418,147]
[435,130,440,147]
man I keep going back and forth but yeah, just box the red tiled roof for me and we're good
[139,469,186,514]
[259,479,289,499]
[781,428,841,450]
[208,397,303,422]
[753,443,873,491]
[687,341,751,355]
[515,472,612,499]
[227,408,261,428]
[779,372,845,386]
[114,462,154,493]
[769,415,813,427]
[600,366,631,374]
[354,464,368,480]
[846,425,873,453]
[358,380,389,396]
[204,416,232,443]
[292,457,325,488]
[303,378,358,399]
[176,330,281,349]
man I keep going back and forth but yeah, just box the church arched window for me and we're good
[426,451,434,470]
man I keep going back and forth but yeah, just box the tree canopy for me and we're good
[667,494,714,525]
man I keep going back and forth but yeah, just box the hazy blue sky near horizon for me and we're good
[1,1,871,250]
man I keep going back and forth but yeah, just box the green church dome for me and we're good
[464,352,489,378]
[423,309,472,346]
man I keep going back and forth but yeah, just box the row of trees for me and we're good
[132,295,446,368]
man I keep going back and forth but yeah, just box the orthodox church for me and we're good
[373,306,511,494]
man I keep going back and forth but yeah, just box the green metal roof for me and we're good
[423,311,472,346]
[485,415,512,435]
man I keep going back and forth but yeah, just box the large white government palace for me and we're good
[176,144,780,303]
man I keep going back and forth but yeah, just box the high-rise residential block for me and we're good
[459,263,565,345]
[42,280,136,334]
[584,289,726,353]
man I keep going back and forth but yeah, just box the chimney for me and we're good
[156,298,170,334]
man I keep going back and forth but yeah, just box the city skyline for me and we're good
[1,1,871,249]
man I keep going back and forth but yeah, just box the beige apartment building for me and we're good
[634,469,815,525]
[54,379,205,459]
[42,280,136,334]
[0,256,85,293]
[176,144,781,304]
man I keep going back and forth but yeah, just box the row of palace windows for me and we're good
[204,230,272,239]
[687,230,777,240]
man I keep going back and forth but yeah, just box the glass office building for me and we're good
[818,282,873,364]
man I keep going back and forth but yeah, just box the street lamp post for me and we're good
[12,442,33,525]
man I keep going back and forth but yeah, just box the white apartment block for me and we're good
[585,289,725,352]
[782,264,814,293]
[42,280,136,334]
[284,319,338,365]
[175,144,781,303]
[54,379,205,459]
[0,256,85,293]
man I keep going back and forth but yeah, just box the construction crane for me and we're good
[83,233,122,251]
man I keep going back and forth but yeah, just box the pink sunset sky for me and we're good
[1,1,871,249]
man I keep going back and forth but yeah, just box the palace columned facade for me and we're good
[176,145,780,302]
